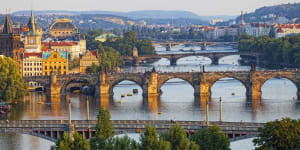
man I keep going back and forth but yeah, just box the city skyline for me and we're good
[0,0,299,16]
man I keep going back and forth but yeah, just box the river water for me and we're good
[1,45,299,150]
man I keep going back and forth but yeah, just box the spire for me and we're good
[28,9,36,33]
[3,14,13,34]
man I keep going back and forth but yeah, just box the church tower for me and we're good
[24,9,42,53]
[0,13,21,61]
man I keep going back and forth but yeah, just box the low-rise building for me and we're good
[276,24,300,38]
[42,41,81,60]
[245,23,271,37]
[95,33,118,42]
[79,51,98,73]
[42,51,68,76]
[22,52,43,77]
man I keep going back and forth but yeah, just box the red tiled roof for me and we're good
[23,52,43,58]
[42,41,78,46]
[90,51,97,57]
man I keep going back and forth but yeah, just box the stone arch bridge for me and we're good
[23,68,300,103]
[121,51,259,66]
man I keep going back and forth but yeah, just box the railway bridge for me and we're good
[0,119,264,142]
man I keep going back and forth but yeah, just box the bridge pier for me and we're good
[170,56,177,66]
[211,56,219,65]
[46,72,62,96]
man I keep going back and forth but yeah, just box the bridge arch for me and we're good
[158,75,194,92]
[60,77,95,94]
[176,56,212,65]
[260,77,298,100]
[210,77,249,101]
[218,55,241,65]
[108,79,144,96]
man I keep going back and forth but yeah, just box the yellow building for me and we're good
[49,19,78,38]
[42,51,68,76]
[79,51,98,73]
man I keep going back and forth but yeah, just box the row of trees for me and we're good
[85,30,155,56]
[239,33,300,67]
[0,56,27,102]
[52,106,230,150]
[103,31,155,56]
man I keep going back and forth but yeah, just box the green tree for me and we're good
[140,124,160,150]
[105,135,140,150]
[269,25,276,38]
[73,131,91,150]
[69,57,80,70]
[51,132,73,150]
[162,124,191,150]
[253,118,300,150]
[86,63,99,73]
[191,126,230,150]
[0,56,27,102]
[95,106,114,139]
[90,106,114,150]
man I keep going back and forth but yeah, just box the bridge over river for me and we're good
[24,66,300,102]
[121,51,260,66]
[0,119,264,142]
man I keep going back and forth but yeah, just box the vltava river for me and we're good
[1,45,299,150]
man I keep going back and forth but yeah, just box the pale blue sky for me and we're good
[1,0,300,16]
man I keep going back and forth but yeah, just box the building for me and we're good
[49,19,78,38]
[24,10,43,53]
[0,14,21,62]
[95,33,118,42]
[79,51,98,73]
[42,51,68,76]
[276,24,300,38]
[210,19,223,25]
[22,52,43,77]
[42,41,81,59]
[245,23,271,37]
[207,26,227,40]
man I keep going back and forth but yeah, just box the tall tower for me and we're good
[0,13,21,60]
[241,11,245,25]
[24,9,42,53]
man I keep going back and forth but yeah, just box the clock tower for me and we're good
[24,9,42,53]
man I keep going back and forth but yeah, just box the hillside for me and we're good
[235,3,300,23]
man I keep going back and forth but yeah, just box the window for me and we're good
[45,66,47,69]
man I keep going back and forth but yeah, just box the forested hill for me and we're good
[236,3,300,23]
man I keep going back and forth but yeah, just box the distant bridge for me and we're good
[121,51,260,66]
[0,120,264,142]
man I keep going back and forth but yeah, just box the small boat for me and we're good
[73,90,80,93]
[119,100,123,104]
[37,101,44,104]
[158,112,162,115]
[121,94,125,98]
[232,93,235,96]
[133,89,138,94]
[127,93,133,96]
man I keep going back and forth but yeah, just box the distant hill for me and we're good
[235,3,300,23]
[12,10,234,21]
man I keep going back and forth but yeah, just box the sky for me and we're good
[1,0,300,16]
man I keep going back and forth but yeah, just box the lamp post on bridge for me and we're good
[69,103,72,124]
[206,101,209,126]
[219,97,222,122]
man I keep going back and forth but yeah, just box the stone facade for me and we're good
[49,19,78,38]
[79,51,98,73]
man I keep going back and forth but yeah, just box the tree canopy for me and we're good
[51,131,90,150]
[253,118,300,150]
[239,34,300,68]
[191,126,230,150]
[103,31,155,56]
[0,56,27,102]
